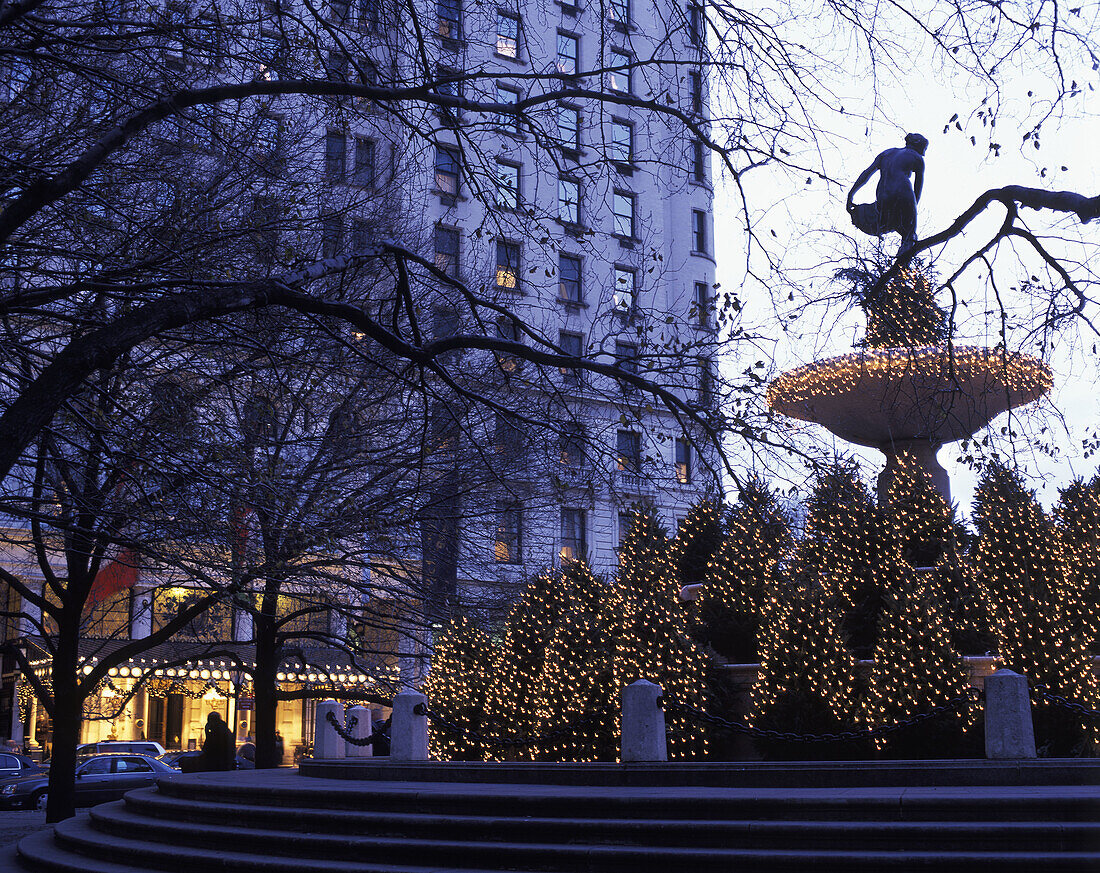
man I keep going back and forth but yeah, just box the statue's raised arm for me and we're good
[846,133,928,253]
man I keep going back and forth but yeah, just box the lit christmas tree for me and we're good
[671,499,725,590]
[1055,476,1100,654]
[695,482,793,663]
[837,260,948,349]
[974,463,1098,755]
[795,462,890,659]
[423,614,494,761]
[481,570,572,761]
[534,559,621,761]
[750,580,861,759]
[616,508,710,759]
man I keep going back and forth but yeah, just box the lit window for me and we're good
[495,317,523,372]
[560,422,585,467]
[617,430,641,474]
[610,119,632,164]
[557,32,579,75]
[354,137,375,187]
[495,84,520,131]
[558,104,581,150]
[495,161,520,209]
[495,501,523,563]
[434,226,459,277]
[613,190,635,238]
[559,254,582,302]
[559,177,580,224]
[559,330,583,383]
[560,508,586,561]
[608,50,631,92]
[614,267,636,311]
[675,438,692,483]
[496,12,519,57]
[324,130,346,182]
[496,240,520,290]
[692,209,708,254]
[434,147,460,195]
[437,0,461,38]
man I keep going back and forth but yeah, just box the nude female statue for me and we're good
[846,133,928,253]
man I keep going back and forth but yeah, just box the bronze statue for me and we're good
[846,133,928,252]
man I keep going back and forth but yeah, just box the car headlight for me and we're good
[1,784,17,795]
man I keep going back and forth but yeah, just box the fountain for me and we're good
[767,266,1052,502]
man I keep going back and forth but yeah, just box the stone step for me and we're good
[155,774,1100,823]
[17,811,1100,873]
[117,791,1100,853]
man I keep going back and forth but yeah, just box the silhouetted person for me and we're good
[847,133,928,252]
[200,712,236,771]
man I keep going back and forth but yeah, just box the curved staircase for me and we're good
[13,760,1100,872]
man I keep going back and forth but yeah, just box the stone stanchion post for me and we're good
[391,690,429,760]
[984,669,1037,759]
[346,705,372,758]
[621,679,667,762]
[313,699,345,759]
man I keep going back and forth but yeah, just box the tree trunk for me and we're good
[252,618,281,769]
[45,639,81,822]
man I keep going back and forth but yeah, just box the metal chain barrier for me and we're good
[418,705,602,749]
[1031,684,1100,721]
[325,710,382,746]
[661,687,982,744]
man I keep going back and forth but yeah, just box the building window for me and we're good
[558,254,582,302]
[558,104,581,151]
[559,176,580,224]
[495,84,521,131]
[674,438,692,483]
[560,508,587,561]
[694,281,710,327]
[255,113,284,175]
[496,11,519,57]
[608,49,631,92]
[495,316,523,372]
[322,216,343,259]
[609,0,629,23]
[557,32,579,75]
[687,3,702,44]
[438,0,461,39]
[560,421,586,467]
[354,137,376,187]
[358,0,380,30]
[692,209,708,254]
[495,160,520,209]
[495,501,523,563]
[614,266,636,311]
[250,195,282,264]
[434,146,460,196]
[689,70,703,114]
[691,139,705,183]
[496,240,520,290]
[434,67,461,121]
[610,119,633,164]
[259,30,287,80]
[697,356,714,406]
[434,225,459,277]
[617,429,642,475]
[494,413,523,456]
[325,50,349,81]
[328,0,350,23]
[559,330,583,384]
[615,341,638,393]
[618,510,635,548]
[324,130,346,182]
[350,217,369,252]
[613,190,635,238]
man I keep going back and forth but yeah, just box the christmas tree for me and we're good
[974,463,1098,755]
[695,482,793,663]
[534,559,621,761]
[481,570,572,760]
[616,508,710,759]
[423,614,494,761]
[1055,476,1100,654]
[671,499,725,590]
[750,579,861,759]
[837,260,948,349]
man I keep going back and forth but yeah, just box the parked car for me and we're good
[0,752,44,781]
[0,753,174,810]
[77,740,166,757]
[157,744,254,771]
